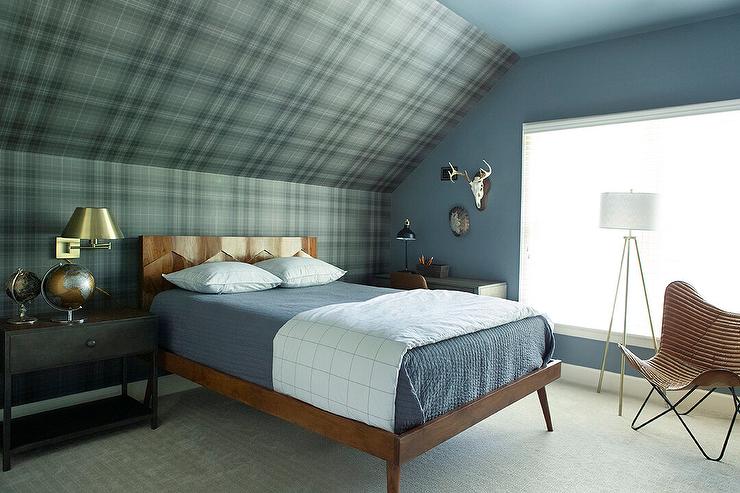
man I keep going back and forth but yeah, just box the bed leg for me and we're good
[386,460,400,493]
[537,387,554,432]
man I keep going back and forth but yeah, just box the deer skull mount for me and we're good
[447,160,493,211]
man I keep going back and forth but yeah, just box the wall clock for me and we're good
[449,206,470,236]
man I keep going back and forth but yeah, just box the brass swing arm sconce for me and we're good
[55,207,124,259]
[56,238,115,258]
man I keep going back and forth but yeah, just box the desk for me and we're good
[373,273,507,298]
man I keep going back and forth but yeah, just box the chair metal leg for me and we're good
[637,385,739,462]
[672,387,738,462]
[631,387,657,429]
[631,386,697,430]
[678,388,716,416]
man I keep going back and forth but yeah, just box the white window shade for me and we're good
[520,101,740,337]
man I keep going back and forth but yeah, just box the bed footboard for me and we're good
[156,351,560,493]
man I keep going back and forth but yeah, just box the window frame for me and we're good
[519,98,740,347]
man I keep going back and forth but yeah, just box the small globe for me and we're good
[5,269,41,304]
[41,263,95,311]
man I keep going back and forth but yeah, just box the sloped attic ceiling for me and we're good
[0,0,517,192]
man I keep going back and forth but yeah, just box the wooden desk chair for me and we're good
[390,271,428,290]
[619,281,740,461]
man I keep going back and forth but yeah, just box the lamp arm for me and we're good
[76,239,113,250]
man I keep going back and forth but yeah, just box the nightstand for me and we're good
[1,308,158,471]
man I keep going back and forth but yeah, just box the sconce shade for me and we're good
[61,207,124,240]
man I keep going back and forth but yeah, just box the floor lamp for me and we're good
[596,192,659,416]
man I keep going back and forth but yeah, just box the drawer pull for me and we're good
[86,339,96,348]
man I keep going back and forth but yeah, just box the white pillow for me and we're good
[255,257,346,288]
[162,262,282,294]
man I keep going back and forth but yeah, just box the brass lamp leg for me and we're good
[600,235,657,416]
[632,238,658,351]
[619,236,632,417]
[597,237,629,394]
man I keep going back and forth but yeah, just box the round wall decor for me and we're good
[449,206,470,236]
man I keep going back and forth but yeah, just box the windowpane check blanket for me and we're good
[273,290,546,431]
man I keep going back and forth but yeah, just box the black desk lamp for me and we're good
[395,218,416,272]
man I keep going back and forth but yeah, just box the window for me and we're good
[520,100,740,340]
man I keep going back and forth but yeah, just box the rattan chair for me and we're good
[390,271,428,290]
[619,281,740,461]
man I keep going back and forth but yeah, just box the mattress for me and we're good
[151,281,554,433]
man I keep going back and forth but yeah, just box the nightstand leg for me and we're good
[3,372,11,471]
[121,356,128,397]
[150,351,158,430]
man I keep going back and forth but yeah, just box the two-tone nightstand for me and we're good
[1,308,158,471]
[373,273,508,298]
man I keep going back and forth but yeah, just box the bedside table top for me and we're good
[3,307,158,375]
[2,307,154,333]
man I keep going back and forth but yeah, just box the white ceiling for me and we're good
[439,0,740,56]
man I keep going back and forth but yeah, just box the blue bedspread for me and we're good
[151,282,554,433]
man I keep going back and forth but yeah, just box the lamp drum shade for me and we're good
[599,192,658,231]
[61,207,124,240]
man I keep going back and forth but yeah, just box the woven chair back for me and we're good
[659,281,740,374]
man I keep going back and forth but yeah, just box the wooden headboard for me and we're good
[140,235,317,310]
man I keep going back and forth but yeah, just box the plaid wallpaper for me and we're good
[1,149,389,404]
[0,0,517,192]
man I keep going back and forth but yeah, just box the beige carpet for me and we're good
[2,381,738,492]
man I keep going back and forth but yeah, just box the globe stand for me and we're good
[7,303,38,325]
[50,309,85,324]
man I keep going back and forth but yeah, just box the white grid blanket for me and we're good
[272,289,543,431]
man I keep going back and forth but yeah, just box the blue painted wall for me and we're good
[390,14,740,372]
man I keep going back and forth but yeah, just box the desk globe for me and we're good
[41,263,95,323]
[5,268,41,324]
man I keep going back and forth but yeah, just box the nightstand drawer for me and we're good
[8,319,157,374]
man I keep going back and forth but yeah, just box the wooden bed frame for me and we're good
[140,235,561,493]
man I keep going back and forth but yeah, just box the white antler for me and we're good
[478,159,492,180]
[448,162,471,183]
[447,159,493,211]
